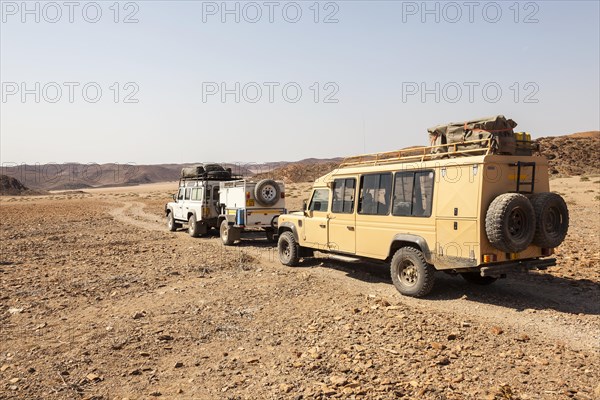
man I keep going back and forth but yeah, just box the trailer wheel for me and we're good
[254,179,280,207]
[220,220,235,246]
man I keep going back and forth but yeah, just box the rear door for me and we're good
[328,178,356,253]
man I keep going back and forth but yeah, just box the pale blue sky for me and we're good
[1,0,599,164]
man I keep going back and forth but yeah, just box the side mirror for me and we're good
[303,199,308,210]
[172,193,177,201]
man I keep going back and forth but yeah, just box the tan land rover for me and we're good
[276,116,569,297]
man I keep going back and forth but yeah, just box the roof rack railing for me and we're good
[339,138,492,168]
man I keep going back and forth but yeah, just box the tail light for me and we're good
[482,254,497,263]
[281,192,285,198]
[246,192,250,199]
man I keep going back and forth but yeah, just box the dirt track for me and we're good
[1,178,599,399]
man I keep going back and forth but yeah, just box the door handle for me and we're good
[319,224,326,228]
[347,226,355,231]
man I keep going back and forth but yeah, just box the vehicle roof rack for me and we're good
[339,138,493,168]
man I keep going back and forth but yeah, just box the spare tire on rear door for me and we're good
[530,192,569,248]
[254,179,280,206]
[485,193,535,253]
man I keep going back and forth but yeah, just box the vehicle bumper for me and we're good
[479,258,556,277]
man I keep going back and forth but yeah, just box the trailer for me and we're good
[218,179,286,245]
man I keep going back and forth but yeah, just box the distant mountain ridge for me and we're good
[1,131,597,191]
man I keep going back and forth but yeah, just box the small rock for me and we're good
[149,391,161,397]
[490,326,503,335]
[447,333,457,340]
[158,334,173,341]
[431,342,446,351]
[139,352,150,357]
[279,383,293,393]
[1,365,10,372]
[9,377,20,384]
[129,369,142,376]
[27,367,35,373]
[437,357,451,366]
[86,373,101,382]
[246,357,260,364]
[330,375,347,386]
[461,322,471,328]
[174,362,184,368]
[132,311,145,319]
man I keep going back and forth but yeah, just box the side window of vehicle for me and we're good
[392,172,414,216]
[213,187,219,201]
[332,178,356,214]
[392,171,434,217]
[177,188,184,201]
[191,188,201,201]
[309,189,330,212]
[358,173,392,215]
[413,171,434,217]
[185,188,191,200]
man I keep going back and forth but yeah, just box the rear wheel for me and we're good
[390,247,435,297]
[220,220,235,246]
[188,215,200,237]
[278,231,299,266]
[460,272,497,285]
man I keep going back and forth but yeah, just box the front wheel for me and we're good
[390,247,436,297]
[278,231,299,266]
[167,212,179,232]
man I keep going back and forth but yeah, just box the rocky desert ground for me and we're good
[1,175,599,400]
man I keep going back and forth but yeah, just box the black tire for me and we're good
[167,211,179,232]
[188,214,201,237]
[204,164,225,172]
[278,231,299,266]
[390,247,436,297]
[220,220,235,246]
[265,228,277,243]
[460,272,497,285]
[485,193,535,253]
[530,192,569,248]
[254,179,280,207]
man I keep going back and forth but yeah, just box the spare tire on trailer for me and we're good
[485,193,535,253]
[530,192,569,248]
[254,179,280,206]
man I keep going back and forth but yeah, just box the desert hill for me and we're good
[537,131,599,176]
[0,174,46,196]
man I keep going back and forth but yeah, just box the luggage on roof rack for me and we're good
[428,115,518,156]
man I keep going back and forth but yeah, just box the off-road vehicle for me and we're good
[218,179,286,245]
[276,116,569,297]
[165,164,238,236]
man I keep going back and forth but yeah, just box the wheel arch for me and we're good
[388,234,432,263]
[278,222,299,241]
